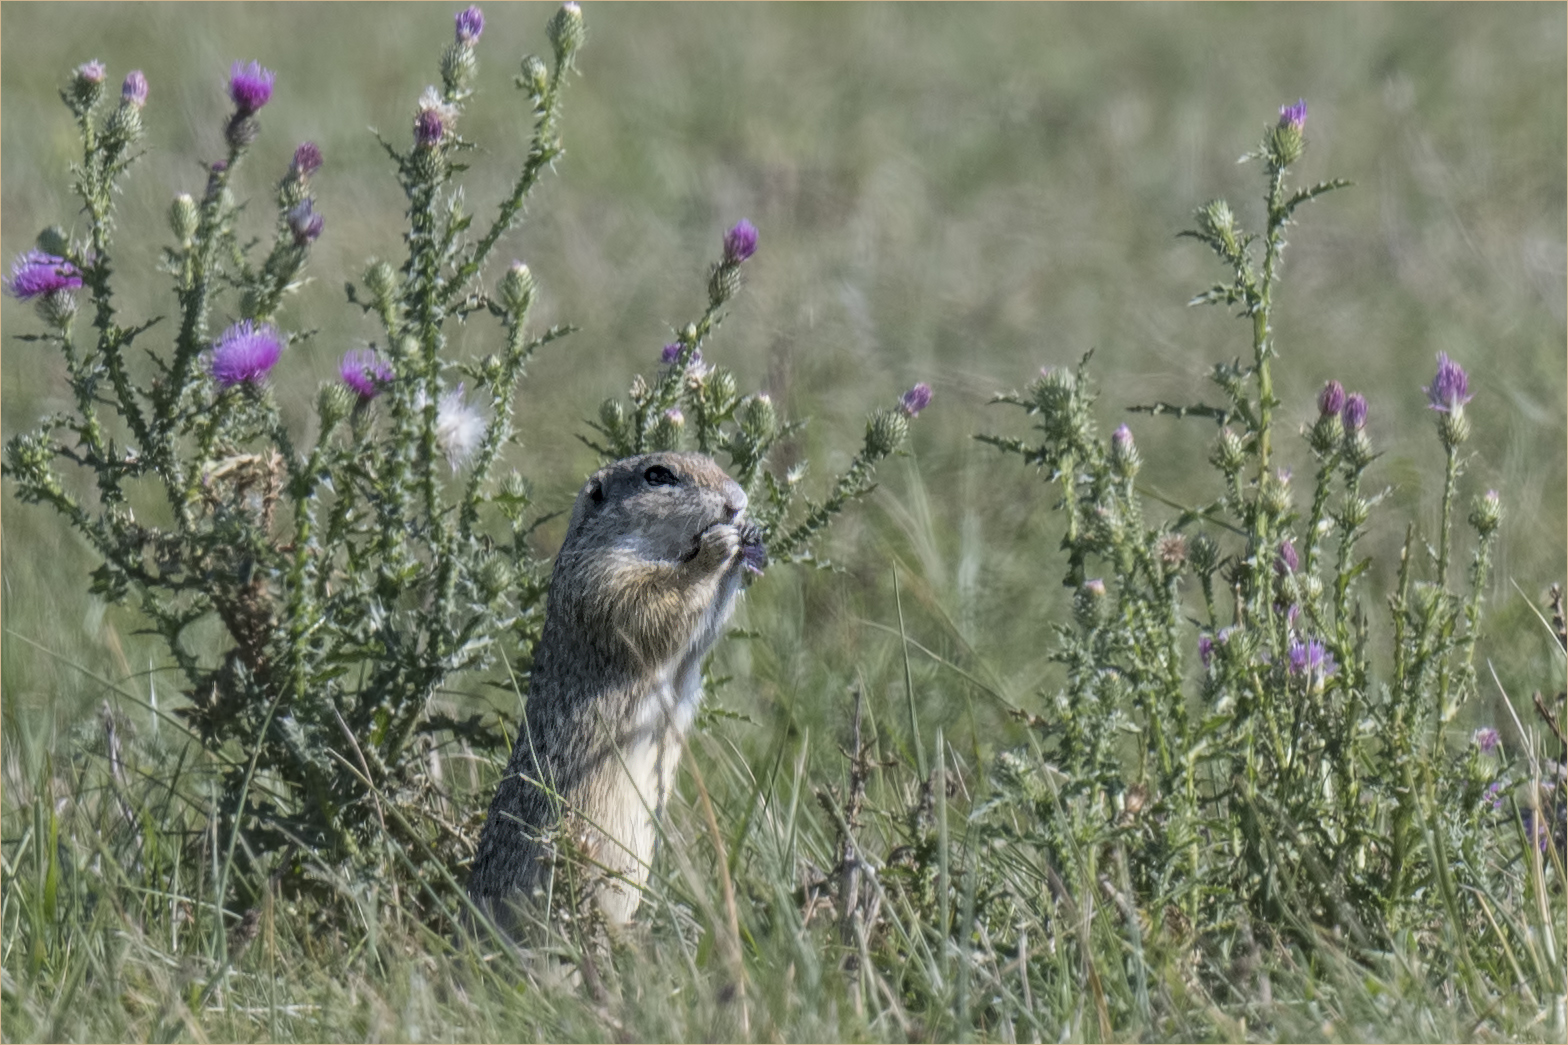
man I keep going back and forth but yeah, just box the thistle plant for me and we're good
[582,216,932,568]
[2,3,919,920]
[977,99,1554,960]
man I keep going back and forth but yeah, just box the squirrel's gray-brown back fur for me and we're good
[468,452,762,926]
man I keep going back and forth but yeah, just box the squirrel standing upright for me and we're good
[468,451,764,925]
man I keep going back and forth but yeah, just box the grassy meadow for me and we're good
[2,3,1565,1041]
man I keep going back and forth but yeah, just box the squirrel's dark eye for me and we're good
[643,464,680,487]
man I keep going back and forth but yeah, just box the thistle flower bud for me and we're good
[742,393,777,441]
[723,219,758,265]
[1468,489,1502,538]
[365,260,397,310]
[599,398,626,434]
[1198,198,1240,257]
[291,141,323,179]
[498,260,535,319]
[517,55,549,100]
[707,369,736,405]
[442,42,478,95]
[1156,532,1187,571]
[1341,392,1367,432]
[1275,538,1299,577]
[68,60,107,115]
[1309,411,1344,457]
[1343,429,1374,471]
[456,6,485,45]
[1437,408,1471,449]
[317,381,356,429]
[546,2,586,68]
[1074,578,1108,629]
[648,408,684,451]
[1261,467,1293,516]
[111,103,145,144]
[1110,424,1140,479]
[476,553,513,602]
[865,408,909,458]
[1269,99,1307,167]
[708,260,743,307]
[36,227,71,258]
[1189,532,1220,575]
[1211,427,1246,474]
[1317,380,1346,417]
[286,199,324,245]
[499,471,532,509]
[37,289,79,330]
[1339,494,1370,530]
[899,383,933,418]
[225,112,260,150]
[121,70,148,109]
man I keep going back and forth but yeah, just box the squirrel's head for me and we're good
[563,452,758,569]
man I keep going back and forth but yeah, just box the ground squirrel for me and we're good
[469,451,765,925]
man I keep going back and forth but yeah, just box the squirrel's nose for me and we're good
[723,480,747,522]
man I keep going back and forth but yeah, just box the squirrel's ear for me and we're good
[587,477,605,505]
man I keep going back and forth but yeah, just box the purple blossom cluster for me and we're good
[456,6,485,44]
[1279,99,1307,131]
[227,60,275,115]
[210,320,284,387]
[1287,637,1336,681]
[122,70,148,108]
[5,251,83,299]
[723,219,758,265]
[1424,352,1472,413]
[340,349,392,398]
[899,382,933,418]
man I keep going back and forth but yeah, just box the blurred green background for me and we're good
[4,3,1564,752]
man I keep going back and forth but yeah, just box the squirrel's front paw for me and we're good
[690,522,742,573]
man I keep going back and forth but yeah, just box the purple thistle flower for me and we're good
[1342,392,1367,432]
[1112,424,1134,452]
[723,219,758,264]
[1279,99,1307,131]
[1275,538,1299,576]
[1473,727,1500,756]
[1198,633,1214,668]
[664,407,684,425]
[456,6,485,44]
[899,382,933,418]
[77,60,107,85]
[291,141,323,178]
[1287,637,1335,680]
[1317,379,1345,417]
[286,200,324,245]
[228,61,275,116]
[210,320,284,387]
[340,348,392,399]
[1083,578,1107,598]
[5,250,83,300]
[415,108,445,147]
[1483,781,1506,811]
[1423,352,1473,413]
[122,70,148,108]
[1286,603,1301,630]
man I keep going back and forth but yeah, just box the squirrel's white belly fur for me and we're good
[590,569,743,921]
